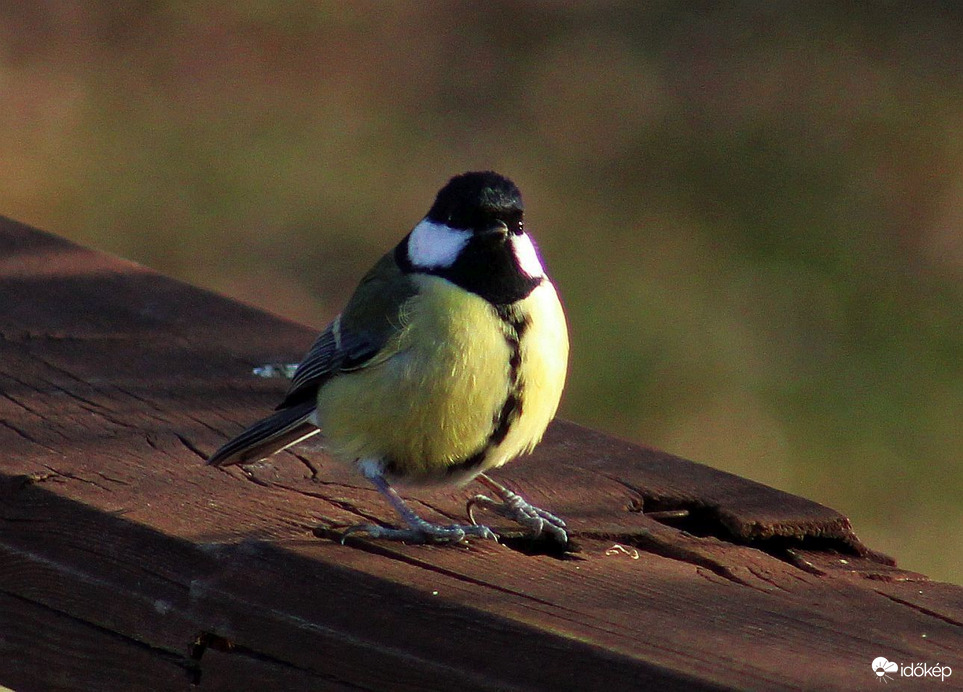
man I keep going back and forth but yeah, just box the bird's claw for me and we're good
[467,491,568,544]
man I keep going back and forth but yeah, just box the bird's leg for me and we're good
[341,463,497,544]
[467,473,568,544]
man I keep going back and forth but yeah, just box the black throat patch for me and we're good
[395,233,542,306]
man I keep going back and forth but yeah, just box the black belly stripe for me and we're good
[443,306,530,476]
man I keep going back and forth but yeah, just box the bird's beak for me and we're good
[482,220,510,237]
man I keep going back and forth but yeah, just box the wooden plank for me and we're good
[0,215,961,691]
[0,591,190,692]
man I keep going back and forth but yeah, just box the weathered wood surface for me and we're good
[0,215,960,691]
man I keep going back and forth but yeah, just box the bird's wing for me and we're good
[278,249,418,409]
[207,401,319,467]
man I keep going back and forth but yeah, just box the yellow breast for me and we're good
[315,275,568,484]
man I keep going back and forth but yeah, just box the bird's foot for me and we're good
[467,476,568,545]
[340,517,496,545]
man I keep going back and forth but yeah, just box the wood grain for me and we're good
[0,215,960,691]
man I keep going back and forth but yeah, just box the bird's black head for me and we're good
[426,171,525,234]
[398,171,545,305]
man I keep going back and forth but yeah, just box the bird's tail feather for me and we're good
[208,402,319,467]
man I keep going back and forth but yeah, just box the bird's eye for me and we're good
[503,212,524,235]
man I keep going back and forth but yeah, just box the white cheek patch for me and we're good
[407,218,471,269]
[511,232,545,278]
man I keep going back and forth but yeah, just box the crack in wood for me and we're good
[189,631,234,685]
[780,548,829,576]
[0,420,61,455]
[234,474,390,528]
[873,590,963,628]
[92,469,130,486]
[175,433,209,462]
[113,384,231,437]
[14,353,232,444]
[0,387,74,446]
[4,362,228,464]
[633,498,891,573]
[35,465,115,493]
[0,330,146,343]
[19,351,102,390]
[332,539,578,611]
[111,383,167,409]
[17,466,130,494]
[0,587,198,682]
[582,466,895,574]
[188,630,357,687]
[291,452,319,479]
[745,566,795,593]
[186,578,512,688]
[0,387,47,417]
[71,399,145,432]
[117,381,232,438]
[616,531,756,588]
[144,433,164,452]
[32,372,118,414]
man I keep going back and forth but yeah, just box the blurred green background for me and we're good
[2,2,962,584]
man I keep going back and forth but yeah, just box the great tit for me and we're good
[208,171,569,544]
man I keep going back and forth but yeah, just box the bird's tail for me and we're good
[208,401,320,467]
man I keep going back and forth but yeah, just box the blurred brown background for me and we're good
[2,2,962,584]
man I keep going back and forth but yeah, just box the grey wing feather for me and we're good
[279,315,382,408]
[286,321,339,394]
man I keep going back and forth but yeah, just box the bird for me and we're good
[208,171,569,544]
